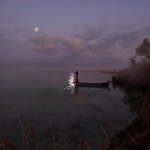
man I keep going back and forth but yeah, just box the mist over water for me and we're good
[0,69,136,148]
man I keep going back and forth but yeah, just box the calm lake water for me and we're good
[0,69,136,149]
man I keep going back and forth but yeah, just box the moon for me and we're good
[34,27,39,32]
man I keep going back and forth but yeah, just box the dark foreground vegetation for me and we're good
[108,91,150,150]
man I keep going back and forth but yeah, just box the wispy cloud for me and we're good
[28,24,150,58]
[1,23,150,69]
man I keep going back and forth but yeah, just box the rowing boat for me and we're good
[75,81,110,88]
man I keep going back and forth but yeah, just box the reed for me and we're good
[101,126,110,145]
[63,129,73,150]
[142,94,150,129]
[1,139,16,150]
[80,138,90,150]
[27,122,36,143]
[97,143,107,150]
[3,140,9,150]
[17,114,31,150]
[50,124,57,150]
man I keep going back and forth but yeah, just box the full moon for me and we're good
[34,27,39,32]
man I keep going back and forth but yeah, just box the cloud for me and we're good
[26,24,150,69]
[0,28,23,48]
[1,23,150,70]
[28,34,69,55]
[0,29,8,47]
[28,33,88,56]
[84,24,150,57]
[0,28,35,61]
[69,37,86,52]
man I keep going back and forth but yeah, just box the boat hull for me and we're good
[75,81,110,88]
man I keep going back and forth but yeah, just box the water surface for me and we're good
[0,69,136,148]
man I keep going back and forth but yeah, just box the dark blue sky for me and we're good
[1,0,150,70]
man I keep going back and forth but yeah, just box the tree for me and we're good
[135,38,150,63]
[128,38,150,85]
[114,38,150,86]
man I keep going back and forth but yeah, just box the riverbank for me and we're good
[108,90,150,150]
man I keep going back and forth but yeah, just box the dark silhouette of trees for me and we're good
[131,38,150,65]
[113,38,150,87]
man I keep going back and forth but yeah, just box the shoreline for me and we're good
[79,69,121,74]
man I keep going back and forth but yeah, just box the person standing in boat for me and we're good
[74,71,79,83]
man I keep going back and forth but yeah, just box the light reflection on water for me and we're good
[0,69,136,148]
[68,73,75,89]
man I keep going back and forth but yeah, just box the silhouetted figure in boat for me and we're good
[74,71,79,83]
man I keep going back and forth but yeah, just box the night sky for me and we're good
[1,0,150,70]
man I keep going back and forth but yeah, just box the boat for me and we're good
[75,81,110,88]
